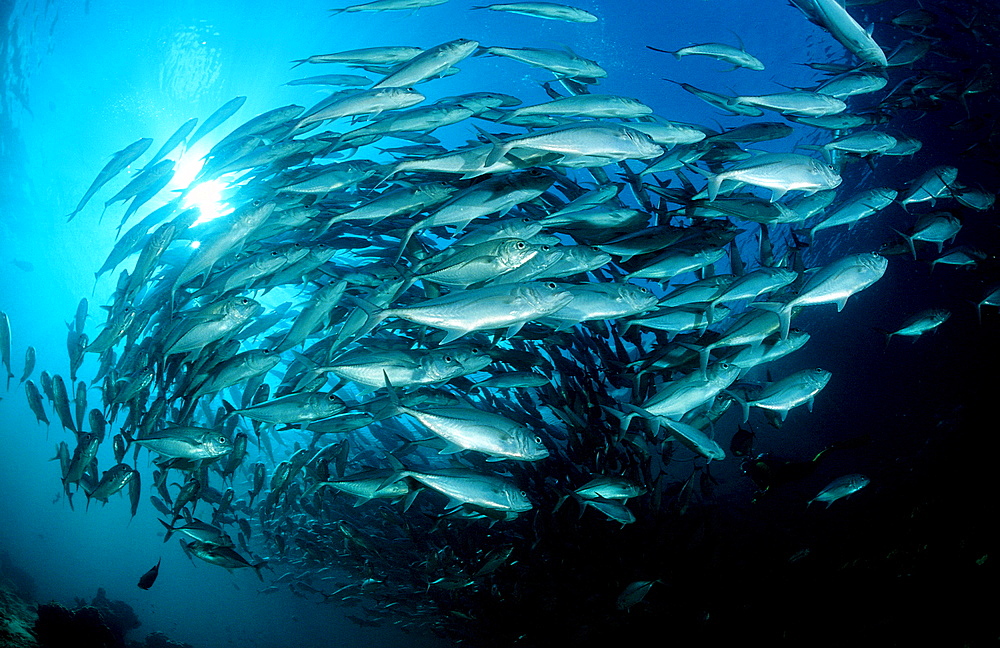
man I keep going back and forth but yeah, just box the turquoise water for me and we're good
[0,1,995,646]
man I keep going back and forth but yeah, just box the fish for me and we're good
[224,392,346,425]
[15,2,990,640]
[385,382,549,461]
[736,368,833,422]
[385,459,532,514]
[0,311,12,389]
[482,46,607,81]
[19,346,35,385]
[574,477,645,501]
[691,153,842,202]
[883,309,950,343]
[733,91,846,117]
[24,380,49,427]
[66,138,153,221]
[137,559,161,590]
[354,282,574,344]
[145,118,198,169]
[617,580,657,610]
[647,42,764,70]
[188,96,247,148]
[86,464,137,509]
[808,473,870,507]
[791,0,887,66]
[372,38,479,89]
[284,74,373,87]
[753,252,888,337]
[807,188,897,241]
[135,427,234,461]
[330,0,449,13]
[472,3,597,23]
[183,540,266,580]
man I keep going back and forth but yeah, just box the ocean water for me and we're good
[0,0,995,647]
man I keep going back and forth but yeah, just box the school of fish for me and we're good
[4,0,997,644]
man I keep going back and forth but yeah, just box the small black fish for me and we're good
[137,558,161,590]
[730,427,755,457]
[12,259,34,272]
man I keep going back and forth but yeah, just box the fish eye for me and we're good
[519,490,527,497]
[516,242,525,249]
[444,356,453,363]
[270,251,279,256]
[814,368,825,374]
[240,298,250,304]
[545,282,557,289]
[521,218,531,224]
[720,363,730,369]
[541,245,551,251]
[534,436,542,444]
[218,436,227,444]
[327,393,339,401]
[252,199,262,207]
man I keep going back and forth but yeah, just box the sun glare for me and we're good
[173,151,232,226]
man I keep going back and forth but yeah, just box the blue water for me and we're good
[0,0,995,646]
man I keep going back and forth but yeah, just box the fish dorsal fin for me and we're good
[727,29,747,53]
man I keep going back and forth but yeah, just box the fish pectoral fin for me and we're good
[438,443,465,455]
[439,328,469,344]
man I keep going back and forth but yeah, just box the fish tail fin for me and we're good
[750,301,792,338]
[252,561,267,581]
[394,222,420,264]
[493,109,516,124]
[891,228,916,259]
[646,46,679,59]
[684,162,721,201]
[601,404,642,433]
[971,299,983,324]
[473,125,508,167]
[342,295,388,342]
[382,371,402,411]
[158,518,175,543]
[724,388,750,423]
[379,453,410,490]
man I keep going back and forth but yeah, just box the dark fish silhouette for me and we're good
[137,558,161,590]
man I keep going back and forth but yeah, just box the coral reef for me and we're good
[34,603,122,648]
[0,577,39,648]
[142,631,193,648]
[2,577,191,648]
[33,588,141,648]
